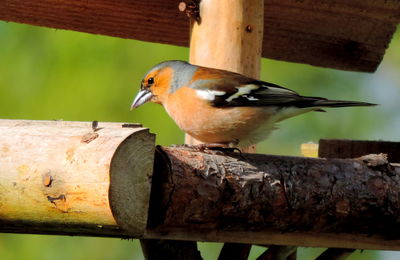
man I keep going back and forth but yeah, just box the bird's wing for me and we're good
[190,75,318,108]
[189,67,375,108]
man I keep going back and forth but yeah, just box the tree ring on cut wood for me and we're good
[109,129,155,236]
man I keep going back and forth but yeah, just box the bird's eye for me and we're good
[147,77,154,85]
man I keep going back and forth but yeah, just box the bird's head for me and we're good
[130,60,196,109]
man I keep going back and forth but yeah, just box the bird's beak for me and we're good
[130,89,153,110]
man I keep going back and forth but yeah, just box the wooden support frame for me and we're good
[1,120,400,253]
[1,0,400,258]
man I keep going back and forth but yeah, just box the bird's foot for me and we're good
[185,142,242,154]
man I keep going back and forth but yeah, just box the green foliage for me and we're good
[1,21,399,259]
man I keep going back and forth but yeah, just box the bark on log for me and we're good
[145,146,400,250]
[0,119,155,237]
[0,0,399,72]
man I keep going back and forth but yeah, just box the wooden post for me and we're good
[178,1,264,257]
[0,120,155,237]
[185,0,265,257]
[187,0,264,153]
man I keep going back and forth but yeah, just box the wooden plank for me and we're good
[319,139,400,162]
[1,0,399,72]
[0,120,155,237]
[145,146,400,250]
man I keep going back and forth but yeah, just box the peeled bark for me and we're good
[0,120,155,237]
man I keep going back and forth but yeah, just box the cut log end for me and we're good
[0,120,155,238]
[109,129,155,236]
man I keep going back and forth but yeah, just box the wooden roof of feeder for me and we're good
[1,0,399,72]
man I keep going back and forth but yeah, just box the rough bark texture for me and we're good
[0,120,155,237]
[145,146,400,250]
[0,0,399,72]
[319,139,400,163]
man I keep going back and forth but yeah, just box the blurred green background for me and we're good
[0,21,399,259]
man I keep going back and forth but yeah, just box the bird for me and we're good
[131,60,376,147]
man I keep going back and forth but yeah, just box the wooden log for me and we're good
[0,119,155,237]
[1,0,399,72]
[145,146,400,250]
[319,139,400,162]
[187,0,264,152]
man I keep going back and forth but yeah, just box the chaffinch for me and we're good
[131,60,375,147]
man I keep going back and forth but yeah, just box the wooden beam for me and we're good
[319,139,400,162]
[0,120,155,237]
[1,0,399,72]
[145,146,400,250]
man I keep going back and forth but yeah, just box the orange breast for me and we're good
[164,87,273,144]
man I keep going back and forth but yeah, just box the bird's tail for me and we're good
[301,97,377,108]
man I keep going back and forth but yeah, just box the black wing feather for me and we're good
[191,77,376,108]
[211,80,312,107]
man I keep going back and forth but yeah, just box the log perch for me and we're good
[0,120,155,237]
[2,120,400,250]
[145,146,400,250]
